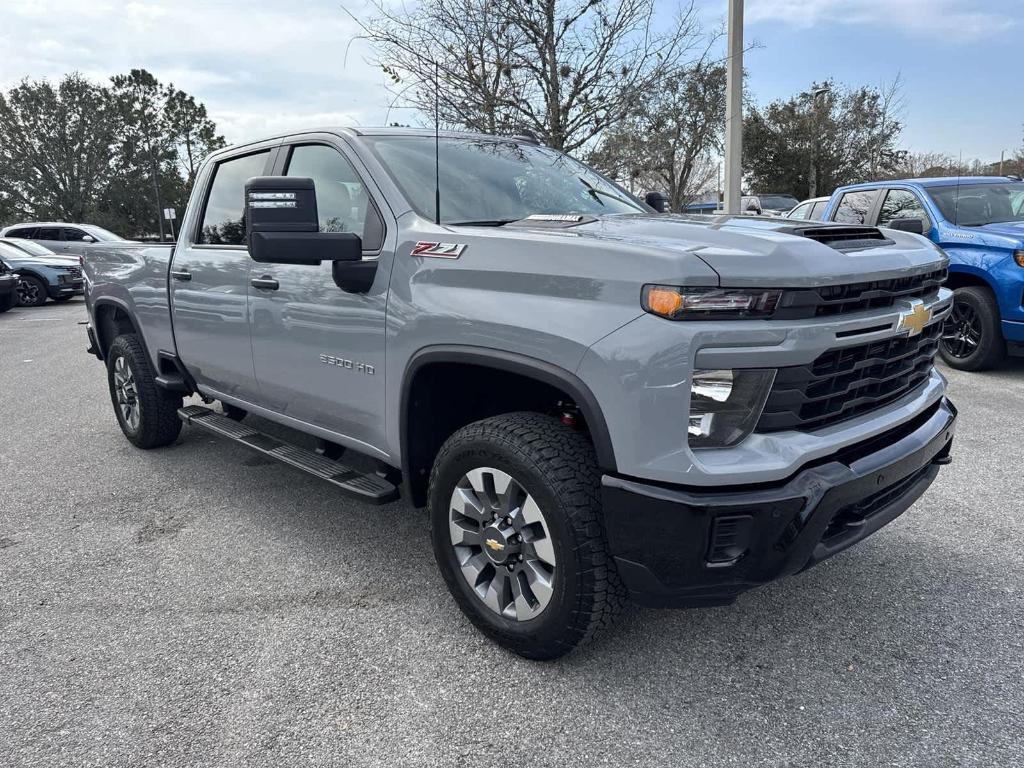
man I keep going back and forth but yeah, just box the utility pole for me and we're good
[724,0,743,214]
[807,86,831,198]
[1000,149,1005,176]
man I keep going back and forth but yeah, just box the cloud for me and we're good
[0,0,392,144]
[746,0,1016,40]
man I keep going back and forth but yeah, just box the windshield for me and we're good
[926,182,1024,226]
[758,195,799,210]
[366,136,646,224]
[0,241,30,260]
[0,238,55,256]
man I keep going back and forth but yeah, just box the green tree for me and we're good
[0,74,120,222]
[743,79,905,199]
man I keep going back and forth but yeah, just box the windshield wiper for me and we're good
[445,218,521,227]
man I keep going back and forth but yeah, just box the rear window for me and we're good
[809,200,828,220]
[833,190,878,224]
[36,227,61,240]
[198,150,272,245]
[5,227,36,239]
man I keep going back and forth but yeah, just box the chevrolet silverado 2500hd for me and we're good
[84,128,957,659]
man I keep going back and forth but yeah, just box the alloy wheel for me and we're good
[16,279,40,305]
[113,356,141,431]
[448,467,557,621]
[941,302,981,359]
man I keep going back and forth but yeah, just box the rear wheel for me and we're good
[939,286,1005,371]
[15,275,47,307]
[428,412,623,660]
[106,334,183,448]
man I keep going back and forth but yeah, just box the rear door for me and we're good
[34,226,64,253]
[248,136,393,452]
[169,144,278,401]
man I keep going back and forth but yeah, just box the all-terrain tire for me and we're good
[939,286,1006,371]
[106,334,183,449]
[428,412,625,660]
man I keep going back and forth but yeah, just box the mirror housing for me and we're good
[244,176,362,265]
[645,191,670,213]
[886,217,926,235]
[81,234,96,243]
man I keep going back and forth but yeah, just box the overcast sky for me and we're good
[0,0,1020,161]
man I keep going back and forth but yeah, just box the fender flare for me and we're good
[91,296,146,360]
[400,345,618,477]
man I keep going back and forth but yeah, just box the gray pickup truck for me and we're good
[84,127,957,659]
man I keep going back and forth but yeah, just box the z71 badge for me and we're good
[411,242,466,259]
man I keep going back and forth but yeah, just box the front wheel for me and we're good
[939,286,1006,371]
[428,412,623,660]
[106,334,183,448]
[15,275,47,307]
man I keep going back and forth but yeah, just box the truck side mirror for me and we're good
[886,217,926,235]
[644,191,670,213]
[244,176,362,265]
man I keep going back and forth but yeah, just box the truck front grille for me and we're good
[773,268,946,319]
[756,321,941,433]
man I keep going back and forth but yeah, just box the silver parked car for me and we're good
[784,196,830,221]
[0,222,128,258]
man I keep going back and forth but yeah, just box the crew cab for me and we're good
[83,128,957,659]
[823,177,1024,370]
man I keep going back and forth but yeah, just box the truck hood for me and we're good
[498,213,946,287]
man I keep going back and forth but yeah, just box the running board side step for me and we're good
[177,405,398,504]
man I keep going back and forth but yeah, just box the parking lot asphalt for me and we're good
[1,298,1022,768]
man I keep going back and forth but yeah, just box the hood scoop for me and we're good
[787,225,893,251]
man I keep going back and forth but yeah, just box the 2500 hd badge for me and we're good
[320,354,375,375]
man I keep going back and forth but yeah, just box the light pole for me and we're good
[723,0,743,214]
[806,85,830,198]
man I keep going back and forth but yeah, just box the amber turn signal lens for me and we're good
[645,287,683,317]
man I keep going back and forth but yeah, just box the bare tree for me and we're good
[353,0,701,153]
[589,60,726,210]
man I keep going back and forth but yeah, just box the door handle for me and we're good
[251,276,279,291]
[170,269,192,281]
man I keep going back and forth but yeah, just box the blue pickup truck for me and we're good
[823,177,1024,370]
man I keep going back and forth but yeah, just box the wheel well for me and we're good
[944,270,993,293]
[402,361,602,508]
[95,304,139,358]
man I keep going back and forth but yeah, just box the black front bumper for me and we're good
[47,280,84,299]
[602,397,957,608]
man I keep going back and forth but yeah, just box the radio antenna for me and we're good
[953,150,962,226]
[434,60,441,226]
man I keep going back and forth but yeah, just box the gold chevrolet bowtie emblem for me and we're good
[897,301,932,337]
[485,538,505,552]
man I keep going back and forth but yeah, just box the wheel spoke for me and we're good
[450,486,488,524]
[522,560,554,606]
[510,572,536,620]
[449,519,482,547]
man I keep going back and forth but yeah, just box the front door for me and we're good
[169,146,276,401]
[248,139,392,453]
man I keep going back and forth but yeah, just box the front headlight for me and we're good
[689,369,776,449]
[643,286,782,320]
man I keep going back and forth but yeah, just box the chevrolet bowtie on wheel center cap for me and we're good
[449,467,556,621]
